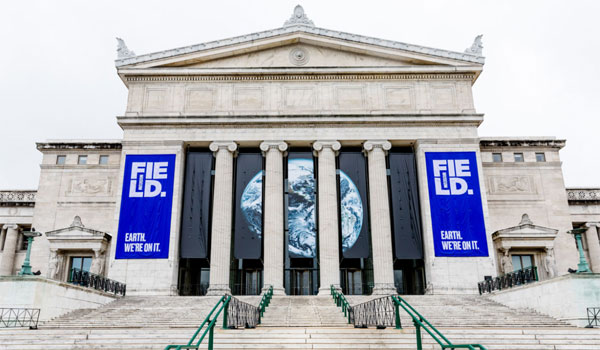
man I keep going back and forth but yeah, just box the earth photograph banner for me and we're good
[116,154,176,259]
[287,152,317,258]
[338,151,370,259]
[180,151,213,259]
[425,151,488,257]
[233,152,263,259]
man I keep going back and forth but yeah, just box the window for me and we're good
[536,152,546,162]
[56,155,66,165]
[99,155,109,165]
[511,254,534,272]
[78,155,87,165]
[70,256,92,273]
[492,153,502,162]
[514,153,524,162]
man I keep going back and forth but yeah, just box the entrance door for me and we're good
[290,269,313,295]
[243,269,262,295]
[342,269,363,295]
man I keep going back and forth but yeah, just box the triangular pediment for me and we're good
[116,27,484,71]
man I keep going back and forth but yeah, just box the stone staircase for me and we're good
[1,294,599,350]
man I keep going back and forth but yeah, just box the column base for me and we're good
[371,283,397,296]
[206,284,231,296]
[263,286,286,296]
[317,285,340,296]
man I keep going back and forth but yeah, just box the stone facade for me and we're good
[1,6,598,296]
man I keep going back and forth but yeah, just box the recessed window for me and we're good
[78,155,87,165]
[511,254,534,272]
[70,256,92,273]
[492,153,503,162]
[56,155,66,165]
[99,155,109,165]
[514,153,524,162]
[535,152,546,162]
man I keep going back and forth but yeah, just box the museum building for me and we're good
[1,6,599,297]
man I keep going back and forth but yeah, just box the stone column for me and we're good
[0,224,19,276]
[206,141,237,295]
[313,140,341,294]
[260,141,288,295]
[585,223,600,273]
[364,140,396,295]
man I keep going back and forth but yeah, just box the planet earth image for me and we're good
[287,158,317,257]
[240,171,263,239]
[339,170,363,252]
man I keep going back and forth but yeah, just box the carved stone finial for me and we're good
[284,5,315,27]
[519,213,533,226]
[464,34,483,56]
[71,216,85,228]
[116,37,136,59]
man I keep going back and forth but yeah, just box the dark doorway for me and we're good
[231,259,263,295]
[340,258,373,295]
[178,258,210,296]
[285,258,318,295]
[393,259,425,295]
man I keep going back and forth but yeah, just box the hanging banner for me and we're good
[233,152,263,259]
[287,152,317,258]
[116,154,176,259]
[425,151,488,257]
[338,151,370,259]
[180,151,213,259]
[389,150,423,259]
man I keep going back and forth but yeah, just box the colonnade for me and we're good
[0,224,20,276]
[205,140,397,296]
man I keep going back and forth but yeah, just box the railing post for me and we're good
[208,323,214,350]
[394,300,402,329]
[222,297,230,329]
[414,319,422,350]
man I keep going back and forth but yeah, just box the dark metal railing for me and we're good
[351,296,396,328]
[0,308,40,329]
[587,307,600,328]
[226,296,260,329]
[477,266,538,295]
[68,268,126,296]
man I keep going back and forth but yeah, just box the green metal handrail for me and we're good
[258,285,273,324]
[164,295,231,350]
[391,295,487,350]
[330,285,352,324]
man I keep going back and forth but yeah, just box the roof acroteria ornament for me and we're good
[464,34,483,56]
[116,37,136,59]
[284,5,315,27]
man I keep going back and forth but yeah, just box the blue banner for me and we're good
[425,152,488,257]
[116,154,176,259]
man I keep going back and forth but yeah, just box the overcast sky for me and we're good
[1,0,598,189]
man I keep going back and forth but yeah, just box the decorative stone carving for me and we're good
[501,249,513,274]
[91,249,106,276]
[363,140,392,153]
[0,190,36,203]
[489,176,534,194]
[289,46,310,66]
[71,216,84,228]
[116,37,135,58]
[47,249,60,279]
[283,5,315,27]
[544,247,557,278]
[519,213,533,225]
[566,188,600,201]
[68,178,111,195]
[464,35,483,56]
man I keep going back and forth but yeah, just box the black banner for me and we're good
[233,152,263,259]
[389,150,423,259]
[180,151,213,259]
[287,152,317,258]
[338,151,370,259]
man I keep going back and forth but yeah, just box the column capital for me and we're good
[586,222,600,229]
[259,141,288,153]
[2,224,18,230]
[363,140,392,152]
[312,140,341,152]
[209,141,237,153]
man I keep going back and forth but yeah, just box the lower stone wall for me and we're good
[487,273,600,327]
[0,276,118,321]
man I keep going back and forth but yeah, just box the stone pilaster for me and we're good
[585,223,600,273]
[260,141,288,295]
[364,140,396,295]
[0,224,19,276]
[313,140,341,294]
[206,141,237,295]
